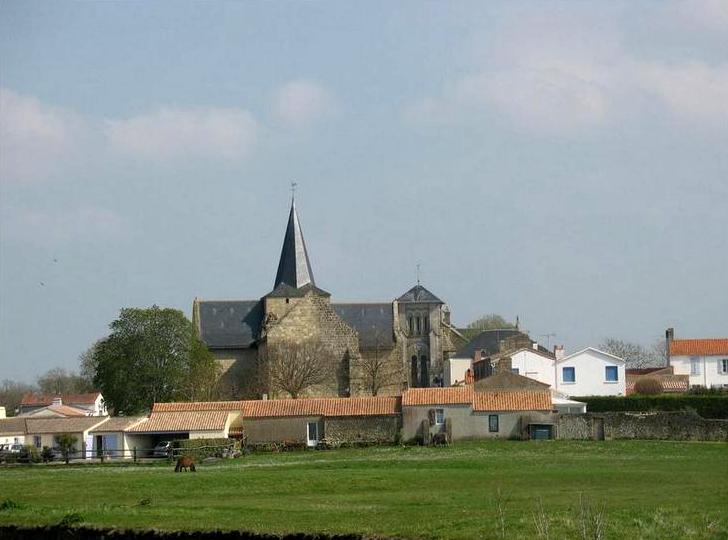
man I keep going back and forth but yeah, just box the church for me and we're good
[192,199,467,399]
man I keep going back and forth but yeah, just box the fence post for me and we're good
[133,447,137,463]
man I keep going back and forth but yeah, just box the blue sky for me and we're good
[1,1,727,382]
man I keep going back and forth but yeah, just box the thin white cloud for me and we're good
[105,107,258,161]
[0,88,86,183]
[405,5,728,137]
[2,205,132,247]
[638,62,728,128]
[273,79,336,128]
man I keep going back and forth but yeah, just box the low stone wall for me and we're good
[324,415,400,446]
[558,411,728,442]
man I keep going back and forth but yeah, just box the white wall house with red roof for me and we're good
[667,329,728,389]
[555,348,626,397]
[19,392,107,417]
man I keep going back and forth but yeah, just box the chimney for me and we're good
[0,406,6,419]
[465,368,474,385]
[473,349,483,363]
[553,345,565,361]
[52,397,63,407]
[665,328,674,367]
[532,342,538,350]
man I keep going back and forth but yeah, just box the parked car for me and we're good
[8,444,23,454]
[153,441,172,457]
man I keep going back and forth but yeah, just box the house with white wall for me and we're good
[19,393,107,416]
[508,347,558,387]
[666,329,728,389]
[555,347,626,397]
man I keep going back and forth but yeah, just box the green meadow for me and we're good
[0,440,726,539]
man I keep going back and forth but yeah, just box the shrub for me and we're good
[572,395,728,419]
[41,446,55,463]
[0,499,24,511]
[634,378,663,395]
[58,512,84,527]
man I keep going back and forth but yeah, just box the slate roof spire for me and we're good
[274,198,315,289]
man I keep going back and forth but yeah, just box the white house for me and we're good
[555,347,626,397]
[667,330,728,389]
[19,392,107,416]
[508,347,558,387]
[443,358,472,386]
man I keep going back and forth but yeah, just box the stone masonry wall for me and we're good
[264,292,361,398]
[324,415,400,446]
[558,412,728,442]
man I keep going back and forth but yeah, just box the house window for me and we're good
[719,359,728,375]
[605,366,618,382]
[33,435,41,449]
[690,357,701,375]
[415,316,421,335]
[511,368,520,375]
[423,315,429,333]
[435,409,445,425]
[562,367,576,383]
[489,415,499,433]
[408,316,413,334]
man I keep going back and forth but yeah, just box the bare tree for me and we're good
[266,340,334,398]
[37,367,91,395]
[0,379,35,416]
[599,338,661,368]
[359,330,395,396]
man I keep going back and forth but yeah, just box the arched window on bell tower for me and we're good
[410,355,418,387]
[419,355,429,387]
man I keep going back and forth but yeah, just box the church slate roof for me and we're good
[198,300,263,349]
[274,201,316,290]
[397,284,443,304]
[332,303,395,349]
[266,282,330,298]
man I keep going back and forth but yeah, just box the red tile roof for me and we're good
[670,339,728,356]
[626,374,689,395]
[127,411,229,433]
[151,396,401,418]
[401,386,474,406]
[240,396,400,418]
[152,401,244,413]
[21,392,101,406]
[472,391,552,412]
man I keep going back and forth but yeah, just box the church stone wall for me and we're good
[263,292,361,398]
[212,348,261,399]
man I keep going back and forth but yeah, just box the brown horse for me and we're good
[174,456,196,472]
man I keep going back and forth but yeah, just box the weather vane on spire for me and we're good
[416,262,422,286]
[290,181,298,202]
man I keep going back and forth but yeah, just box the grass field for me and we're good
[0,440,726,539]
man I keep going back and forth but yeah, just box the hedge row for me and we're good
[573,395,728,419]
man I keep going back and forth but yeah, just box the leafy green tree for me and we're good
[461,314,517,341]
[57,433,78,464]
[92,306,219,414]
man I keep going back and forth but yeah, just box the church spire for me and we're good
[274,198,315,289]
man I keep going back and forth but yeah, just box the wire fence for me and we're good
[0,442,237,465]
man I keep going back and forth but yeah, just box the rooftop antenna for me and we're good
[539,333,557,349]
[290,181,298,202]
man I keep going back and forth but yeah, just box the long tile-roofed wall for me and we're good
[127,411,228,433]
[151,396,400,418]
[401,386,474,406]
[472,391,552,412]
